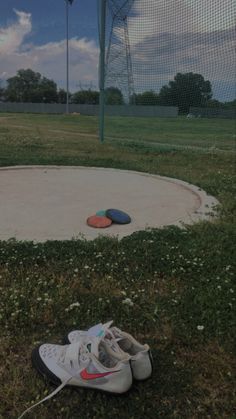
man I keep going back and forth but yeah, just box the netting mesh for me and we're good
[103,0,235,112]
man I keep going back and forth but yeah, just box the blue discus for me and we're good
[106,209,131,225]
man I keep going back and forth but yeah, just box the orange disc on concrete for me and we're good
[87,215,112,228]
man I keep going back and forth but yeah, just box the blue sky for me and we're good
[0,1,235,100]
[0,1,98,44]
[0,1,99,91]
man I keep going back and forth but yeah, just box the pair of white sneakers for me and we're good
[19,321,153,418]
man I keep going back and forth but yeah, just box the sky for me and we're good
[0,0,99,91]
[0,0,235,100]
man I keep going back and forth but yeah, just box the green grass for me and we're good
[105,115,235,150]
[0,113,235,418]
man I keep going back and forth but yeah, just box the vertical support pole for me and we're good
[99,0,106,143]
[66,0,69,114]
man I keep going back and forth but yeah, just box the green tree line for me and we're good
[0,69,235,112]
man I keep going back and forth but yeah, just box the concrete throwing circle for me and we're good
[0,166,219,242]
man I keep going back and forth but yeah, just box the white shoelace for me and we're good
[18,341,89,418]
[18,377,72,419]
[18,331,120,417]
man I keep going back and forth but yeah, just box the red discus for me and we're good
[87,215,112,228]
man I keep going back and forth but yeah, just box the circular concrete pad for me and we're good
[0,166,218,242]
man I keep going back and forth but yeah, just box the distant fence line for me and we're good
[0,102,178,117]
[105,105,178,117]
[0,103,234,118]
[190,107,235,119]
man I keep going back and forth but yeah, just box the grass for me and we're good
[105,115,235,151]
[0,113,235,418]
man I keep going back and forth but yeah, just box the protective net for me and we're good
[100,0,235,150]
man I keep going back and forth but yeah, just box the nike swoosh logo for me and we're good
[80,368,120,380]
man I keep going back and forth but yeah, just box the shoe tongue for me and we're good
[87,323,103,337]
[87,320,113,338]
[85,322,114,360]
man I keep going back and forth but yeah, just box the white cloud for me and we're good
[106,0,235,100]
[0,9,99,90]
[0,9,32,54]
[128,0,235,41]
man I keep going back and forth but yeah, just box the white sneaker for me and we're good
[18,336,132,419]
[66,321,153,381]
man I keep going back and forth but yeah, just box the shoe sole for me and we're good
[31,345,133,395]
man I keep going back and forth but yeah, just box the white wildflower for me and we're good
[122,298,134,307]
[197,325,204,331]
[67,302,80,310]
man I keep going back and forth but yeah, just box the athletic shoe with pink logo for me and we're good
[65,321,153,381]
[32,335,132,393]
[18,336,132,418]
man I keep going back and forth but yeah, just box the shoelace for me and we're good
[104,328,124,348]
[18,341,89,419]
[18,378,72,419]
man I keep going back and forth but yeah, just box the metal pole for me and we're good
[66,0,69,114]
[99,0,106,143]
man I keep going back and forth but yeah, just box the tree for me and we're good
[72,90,99,105]
[105,87,124,105]
[159,72,212,113]
[131,91,159,106]
[57,89,68,104]
[39,77,58,103]
[5,69,58,103]
[206,99,223,108]
[0,80,5,102]
[5,69,40,102]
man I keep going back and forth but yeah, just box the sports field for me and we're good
[0,113,235,418]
